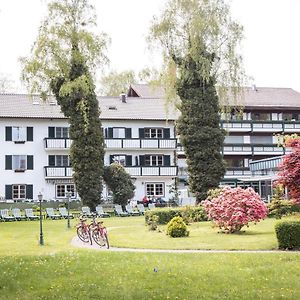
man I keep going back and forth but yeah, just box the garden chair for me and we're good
[95,206,110,218]
[12,208,27,221]
[58,207,74,219]
[125,204,140,216]
[46,208,62,220]
[137,204,146,215]
[81,206,94,218]
[114,205,129,217]
[148,203,156,210]
[24,208,39,220]
[0,209,15,221]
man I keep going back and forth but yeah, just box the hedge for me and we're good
[275,221,300,249]
[268,200,300,219]
[145,206,207,225]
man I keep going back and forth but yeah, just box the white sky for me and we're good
[0,0,300,93]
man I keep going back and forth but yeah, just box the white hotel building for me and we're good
[0,86,178,202]
[1,84,300,202]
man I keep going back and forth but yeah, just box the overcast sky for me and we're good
[0,0,299,93]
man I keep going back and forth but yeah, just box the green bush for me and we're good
[167,216,189,238]
[268,200,300,219]
[146,214,159,231]
[144,206,207,225]
[275,221,300,249]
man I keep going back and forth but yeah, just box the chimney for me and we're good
[120,93,127,103]
[252,84,258,92]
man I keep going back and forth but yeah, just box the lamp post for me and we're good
[66,191,71,229]
[38,192,44,246]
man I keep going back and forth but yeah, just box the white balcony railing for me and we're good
[44,167,73,178]
[45,138,177,150]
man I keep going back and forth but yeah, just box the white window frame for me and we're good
[113,128,125,138]
[12,184,26,200]
[144,128,163,139]
[55,127,69,138]
[12,127,26,142]
[56,184,76,198]
[145,183,164,197]
[12,155,27,170]
[145,155,163,166]
[55,155,70,166]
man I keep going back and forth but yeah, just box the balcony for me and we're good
[105,138,177,150]
[44,166,73,178]
[44,138,177,150]
[221,120,300,133]
[223,144,285,155]
[225,168,252,177]
[125,166,177,177]
[44,166,177,178]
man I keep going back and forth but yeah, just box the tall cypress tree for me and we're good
[51,43,104,210]
[176,52,226,202]
[21,0,108,209]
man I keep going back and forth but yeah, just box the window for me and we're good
[144,128,163,139]
[56,184,76,198]
[55,155,70,166]
[251,113,271,121]
[250,135,273,144]
[112,155,126,166]
[145,155,163,166]
[12,127,26,142]
[113,128,125,138]
[55,127,69,138]
[146,183,164,197]
[225,158,244,168]
[12,184,26,200]
[13,155,27,170]
[283,113,300,121]
[224,135,244,144]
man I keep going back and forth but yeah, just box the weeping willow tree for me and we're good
[149,0,246,202]
[21,0,109,209]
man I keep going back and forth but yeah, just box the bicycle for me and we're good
[89,215,109,249]
[76,217,92,245]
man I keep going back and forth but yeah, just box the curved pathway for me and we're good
[71,236,298,253]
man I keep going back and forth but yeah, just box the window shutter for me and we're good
[125,128,132,138]
[5,185,12,200]
[163,128,170,139]
[26,185,33,200]
[27,155,34,170]
[26,127,33,141]
[5,127,12,141]
[164,155,171,166]
[126,155,132,166]
[108,128,113,138]
[139,128,145,138]
[139,155,145,166]
[5,155,12,170]
[48,127,55,138]
[109,155,114,164]
[48,155,55,166]
[104,128,108,138]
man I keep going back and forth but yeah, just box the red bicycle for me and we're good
[76,217,92,245]
[89,216,109,249]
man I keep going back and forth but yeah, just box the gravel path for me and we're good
[70,236,298,253]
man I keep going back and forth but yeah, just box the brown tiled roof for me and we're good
[128,84,165,98]
[0,94,179,120]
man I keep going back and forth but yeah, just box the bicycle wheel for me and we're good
[92,229,109,249]
[77,226,90,243]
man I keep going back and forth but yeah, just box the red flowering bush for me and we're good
[276,138,300,201]
[203,187,268,233]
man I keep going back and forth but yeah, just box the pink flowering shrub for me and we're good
[202,187,268,233]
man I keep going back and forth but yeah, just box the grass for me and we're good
[1,216,300,299]
[0,251,299,299]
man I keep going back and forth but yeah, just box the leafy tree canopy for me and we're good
[148,0,246,105]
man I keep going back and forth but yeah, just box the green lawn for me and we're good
[1,216,300,299]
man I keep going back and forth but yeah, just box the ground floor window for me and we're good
[12,184,26,200]
[56,184,76,198]
[145,183,164,197]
